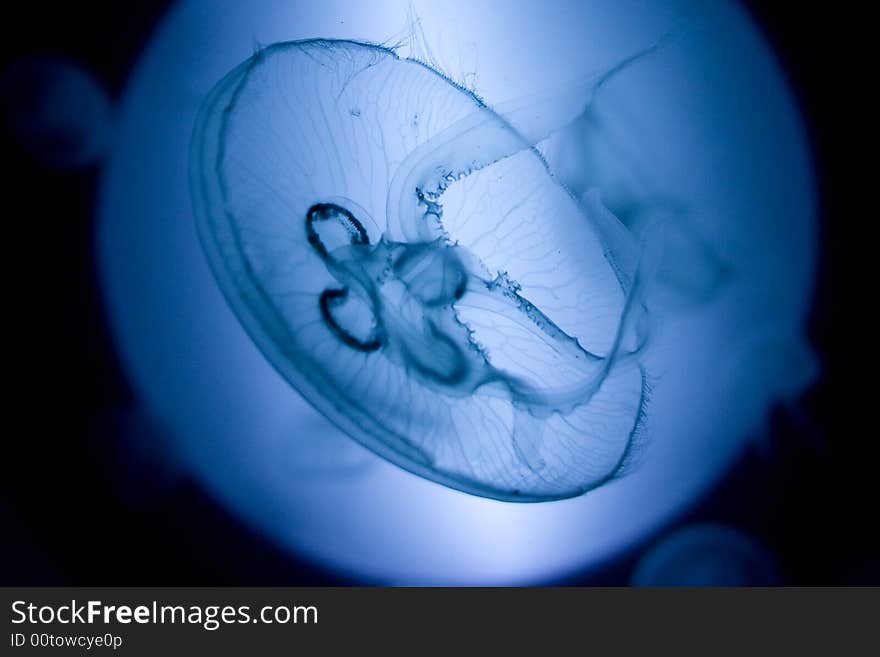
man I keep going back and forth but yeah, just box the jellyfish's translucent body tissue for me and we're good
[191,40,650,502]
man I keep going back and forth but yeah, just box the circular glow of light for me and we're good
[97,0,817,584]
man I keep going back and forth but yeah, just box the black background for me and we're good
[0,1,870,585]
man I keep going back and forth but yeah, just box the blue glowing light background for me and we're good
[96,0,817,584]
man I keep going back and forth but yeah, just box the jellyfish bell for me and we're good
[190,39,654,502]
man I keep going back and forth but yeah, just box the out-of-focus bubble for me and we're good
[631,524,781,586]
[1,55,113,171]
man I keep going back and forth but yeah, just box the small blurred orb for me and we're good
[1,55,113,171]
[631,524,781,586]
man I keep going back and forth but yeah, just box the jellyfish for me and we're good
[190,39,654,502]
